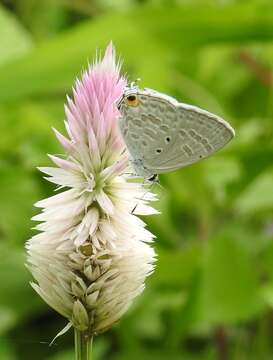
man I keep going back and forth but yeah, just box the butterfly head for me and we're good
[117,84,142,112]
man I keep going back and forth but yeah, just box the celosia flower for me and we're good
[26,43,157,336]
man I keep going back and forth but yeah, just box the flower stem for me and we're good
[74,328,93,360]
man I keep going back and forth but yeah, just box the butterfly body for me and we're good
[118,86,235,180]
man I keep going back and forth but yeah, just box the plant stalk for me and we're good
[74,328,93,360]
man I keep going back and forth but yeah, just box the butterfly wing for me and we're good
[119,95,180,177]
[141,102,235,174]
[119,90,234,177]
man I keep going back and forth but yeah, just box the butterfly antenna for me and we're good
[130,78,141,88]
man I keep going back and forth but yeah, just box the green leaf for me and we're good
[133,290,185,339]
[232,119,264,148]
[15,0,67,40]
[0,167,42,245]
[203,156,242,204]
[0,244,45,322]
[0,337,17,360]
[153,246,201,286]
[261,284,273,308]
[0,307,17,335]
[193,235,263,328]
[48,337,109,360]
[48,349,74,360]
[1,4,273,101]
[234,168,273,215]
[112,349,183,360]
[0,4,32,65]
[0,100,64,168]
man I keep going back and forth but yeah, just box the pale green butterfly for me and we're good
[118,85,235,181]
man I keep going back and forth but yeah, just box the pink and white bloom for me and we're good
[26,43,157,335]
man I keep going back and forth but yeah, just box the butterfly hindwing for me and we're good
[142,102,234,173]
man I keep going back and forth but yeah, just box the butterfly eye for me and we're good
[126,94,140,107]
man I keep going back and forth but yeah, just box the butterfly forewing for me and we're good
[119,94,176,162]
[118,87,235,178]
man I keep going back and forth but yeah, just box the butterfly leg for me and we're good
[130,175,159,214]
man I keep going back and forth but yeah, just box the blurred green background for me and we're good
[0,0,273,359]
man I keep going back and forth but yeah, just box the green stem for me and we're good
[74,328,93,360]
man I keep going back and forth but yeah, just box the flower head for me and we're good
[26,43,157,335]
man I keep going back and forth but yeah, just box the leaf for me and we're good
[261,284,273,308]
[232,119,264,148]
[203,156,242,204]
[261,241,273,308]
[15,0,67,40]
[0,167,42,245]
[152,246,201,286]
[48,349,74,360]
[193,235,263,329]
[0,4,32,65]
[48,337,109,360]
[1,4,273,101]
[0,337,17,360]
[112,349,183,360]
[133,290,185,339]
[0,307,17,335]
[0,244,45,322]
[0,100,64,168]
[234,168,273,215]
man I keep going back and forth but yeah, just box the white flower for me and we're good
[26,43,157,335]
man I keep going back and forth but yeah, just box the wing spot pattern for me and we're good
[122,127,128,137]
[160,125,169,132]
[131,133,139,140]
[179,129,187,138]
[205,144,212,152]
[134,119,142,127]
[167,106,176,113]
[141,114,161,126]
[149,101,158,108]
[201,138,213,152]
[183,145,193,156]
[149,114,162,125]
[158,105,165,113]
[189,129,202,142]
[144,128,156,139]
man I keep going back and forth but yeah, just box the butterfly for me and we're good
[117,85,235,181]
